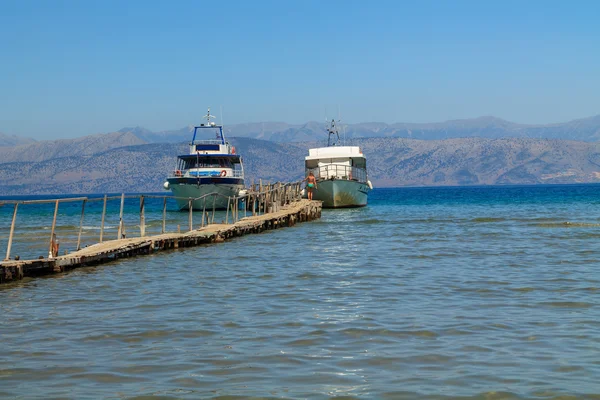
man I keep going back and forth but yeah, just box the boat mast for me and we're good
[327,118,341,146]
[202,107,219,140]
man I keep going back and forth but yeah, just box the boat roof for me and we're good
[305,146,365,161]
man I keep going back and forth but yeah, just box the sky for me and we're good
[1,0,599,139]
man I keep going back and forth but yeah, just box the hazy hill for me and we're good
[0,132,37,147]
[4,114,600,152]
[0,131,147,163]
[118,114,600,143]
[2,137,600,195]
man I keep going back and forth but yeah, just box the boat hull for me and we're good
[167,178,244,210]
[311,179,369,208]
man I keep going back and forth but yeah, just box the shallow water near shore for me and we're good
[1,185,600,398]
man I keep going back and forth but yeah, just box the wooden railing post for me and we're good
[202,197,207,228]
[76,199,87,251]
[259,179,263,214]
[4,203,18,261]
[139,195,145,237]
[117,193,125,239]
[225,197,230,224]
[100,194,107,243]
[232,198,235,223]
[211,194,216,224]
[162,197,167,234]
[188,199,193,231]
[48,200,59,258]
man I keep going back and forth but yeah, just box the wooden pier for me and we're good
[0,182,321,284]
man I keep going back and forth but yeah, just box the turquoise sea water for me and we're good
[1,185,600,399]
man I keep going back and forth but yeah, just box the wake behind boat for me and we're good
[163,108,245,210]
[304,119,373,208]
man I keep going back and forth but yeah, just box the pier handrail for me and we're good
[1,180,305,262]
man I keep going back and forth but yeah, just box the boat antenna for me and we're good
[338,105,345,145]
[202,107,219,139]
[202,107,216,124]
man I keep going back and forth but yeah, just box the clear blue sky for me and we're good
[1,0,599,139]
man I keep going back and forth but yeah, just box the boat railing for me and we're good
[0,181,306,263]
[307,165,368,183]
[169,169,244,178]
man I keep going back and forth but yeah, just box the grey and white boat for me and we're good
[163,108,245,210]
[304,119,373,208]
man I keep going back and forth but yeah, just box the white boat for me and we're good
[163,108,245,210]
[304,119,373,208]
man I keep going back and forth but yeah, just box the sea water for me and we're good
[1,185,600,399]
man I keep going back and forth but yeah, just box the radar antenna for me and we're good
[202,107,219,139]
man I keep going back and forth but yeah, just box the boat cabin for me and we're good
[173,154,243,178]
[305,146,367,183]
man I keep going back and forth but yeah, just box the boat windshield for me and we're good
[178,156,240,170]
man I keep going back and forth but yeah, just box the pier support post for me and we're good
[4,203,18,261]
[76,199,87,251]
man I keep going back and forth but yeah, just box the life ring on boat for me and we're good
[220,170,227,177]
[174,170,182,177]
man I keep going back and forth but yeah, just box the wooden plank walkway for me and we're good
[0,199,321,284]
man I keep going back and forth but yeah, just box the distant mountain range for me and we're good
[2,135,600,195]
[2,115,600,147]
[113,114,600,143]
[2,114,600,195]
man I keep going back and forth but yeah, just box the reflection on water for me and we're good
[2,186,600,398]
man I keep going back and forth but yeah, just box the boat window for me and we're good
[180,157,241,169]
[305,160,320,169]
[353,158,366,169]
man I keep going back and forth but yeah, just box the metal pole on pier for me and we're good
[48,200,59,258]
[76,199,87,251]
[4,203,18,261]
[100,195,107,243]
